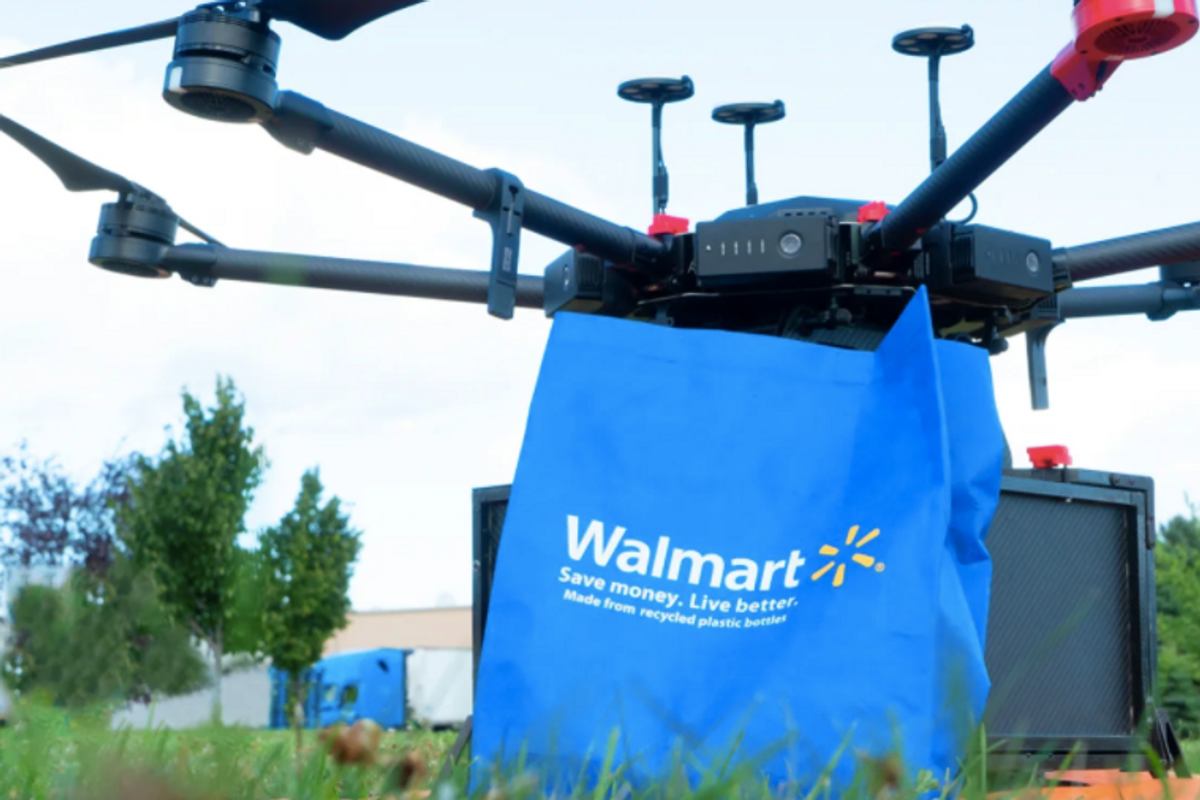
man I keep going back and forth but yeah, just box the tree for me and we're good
[1,552,209,709]
[120,376,268,723]
[0,442,206,710]
[260,468,362,732]
[1158,643,1200,738]
[1155,510,1200,736]
[0,442,135,576]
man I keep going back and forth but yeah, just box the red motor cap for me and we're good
[1072,0,1199,60]
[1051,42,1123,100]
[648,214,689,237]
[1028,445,1073,469]
[857,201,890,224]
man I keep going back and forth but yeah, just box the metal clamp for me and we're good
[474,169,525,320]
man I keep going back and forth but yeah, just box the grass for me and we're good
[1,704,1198,800]
[0,703,459,800]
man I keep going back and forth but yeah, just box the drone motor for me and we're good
[161,8,281,124]
[88,193,180,279]
[1072,0,1199,58]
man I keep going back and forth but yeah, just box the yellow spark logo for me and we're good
[812,525,885,588]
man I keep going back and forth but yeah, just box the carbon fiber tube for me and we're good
[1058,283,1200,318]
[871,65,1075,255]
[269,92,668,267]
[162,245,546,309]
[1054,221,1200,282]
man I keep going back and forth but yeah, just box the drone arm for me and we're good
[161,244,546,309]
[868,60,1078,257]
[264,91,669,268]
[1057,281,1200,320]
[1054,221,1200,283]
[1022,278,1200,410]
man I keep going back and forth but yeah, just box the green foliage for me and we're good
[259,469,362,707]
[119,376,268,719]
[225,545,270,663]
[1155,509,1200,736]
[1,553,209,710]
[0,701,455,800]
[1158,643,1200,738]
[0,702,1195,800]
[122,376,267,643]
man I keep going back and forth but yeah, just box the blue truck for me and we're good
[269,648,409,730]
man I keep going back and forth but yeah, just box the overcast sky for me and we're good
[2,1,1198,611]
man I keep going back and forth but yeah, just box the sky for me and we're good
[1,0,1198,612]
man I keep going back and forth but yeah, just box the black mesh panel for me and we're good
[983,493,1133,738]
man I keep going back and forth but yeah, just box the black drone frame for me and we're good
[3,0,1200,415]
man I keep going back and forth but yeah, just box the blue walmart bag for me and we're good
[473,287,1005,792]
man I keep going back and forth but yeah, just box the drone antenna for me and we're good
[893,25,977,220]
[618,76,695,217]
[712,101,786,206]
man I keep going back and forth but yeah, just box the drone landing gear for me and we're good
[1026,323,1059,411]
[474,169,526,320]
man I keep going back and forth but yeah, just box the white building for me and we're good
[111,605,474,731]
[110,657,273,730]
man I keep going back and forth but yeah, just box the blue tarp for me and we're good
[472,287,1004,792]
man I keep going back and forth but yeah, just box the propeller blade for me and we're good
[257,0,427,40]
[0,114,222,247]
[178,217,225,247]
[0,115,134,194]
[0,19,179,69]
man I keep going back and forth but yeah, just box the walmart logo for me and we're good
[812,525,885,588]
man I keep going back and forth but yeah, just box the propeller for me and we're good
[0,19,180,69]
[0,115,134,194]
[256,0,427,40]
[0,0,426,70]
[0,114,223,277]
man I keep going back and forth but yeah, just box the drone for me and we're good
[1,0,1200,414]
[6,0,1200,778]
